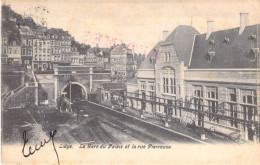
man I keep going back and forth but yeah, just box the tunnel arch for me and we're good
[61,81,88,100]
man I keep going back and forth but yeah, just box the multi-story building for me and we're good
[60,29,72,65]
[126,13,260,142]
[185,13,260,142]
[32,27,52,71]
[71,47,84,65]
[19,26,34,68]
[1,30,22,64]
[2,31,10,64]
[49,28,62,68]
[84,48,97,67]
[110,44,134,81]
[7,40,21,64]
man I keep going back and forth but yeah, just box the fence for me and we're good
[110,91,260,142]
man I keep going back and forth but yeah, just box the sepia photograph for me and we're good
[1,0,260,164]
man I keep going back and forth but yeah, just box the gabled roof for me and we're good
[189,24,260,69]
[161,25,200,66]
[138,41,162,69]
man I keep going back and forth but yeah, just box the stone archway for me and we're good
[61,82,88,101]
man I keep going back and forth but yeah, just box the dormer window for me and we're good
[224,37,229,43]
[209,40,214,45]
[250,34,256,40]
[249,48,259,61]
[207,51,215,62]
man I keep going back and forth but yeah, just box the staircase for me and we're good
[2,69,39,110]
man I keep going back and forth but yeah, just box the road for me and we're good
[53,101,201,144]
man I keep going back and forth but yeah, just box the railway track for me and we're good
[87,117,120,144]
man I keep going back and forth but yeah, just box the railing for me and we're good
[109,91,260,142]
[34,70,54,74]
[2,82,38,109]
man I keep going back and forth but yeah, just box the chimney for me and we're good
[239,12,249,35]
[206,20,214,40]
[163,30,169,40]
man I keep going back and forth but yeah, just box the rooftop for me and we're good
[189,24,260,69]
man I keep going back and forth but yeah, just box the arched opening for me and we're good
[61,82,87,102]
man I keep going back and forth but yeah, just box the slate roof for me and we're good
[189,24,260,69]
[161,25,200,66]
[138,41,162,69]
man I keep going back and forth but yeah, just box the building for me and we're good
[126,13,260,142]
[60,29,72,65]
[185,13,260,142]
[1,31,10,64]
[85,48,98,67]
[48,28,62,68]
[127,26,199,112]
[19,26,34,68]
[110,44,134,81]
[7,40,21,64]
[32,27,52,71]
[71,47,84,65]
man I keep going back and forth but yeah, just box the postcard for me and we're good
[1,0,260,164]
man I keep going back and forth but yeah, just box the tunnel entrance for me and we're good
[62,83,86,102]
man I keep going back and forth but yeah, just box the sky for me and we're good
[2,0,260,54]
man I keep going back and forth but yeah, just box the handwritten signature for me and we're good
[22,130,60,165]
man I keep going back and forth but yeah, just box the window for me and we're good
[14,48,17,54]
[140,81,146,90]
[105,93,109,100]
[22,49,26,55]
[43,48,46,53]
[39,42,42,47]
[249,48,259,61]
[162,68,175,94]
[8,48,12,54]
[226,88,237,128]
[34,41,37,47]
[164,52,170,62]
[206,87,218,123]
[207,51,215,62]
[148,82,154,91]
[207,87,218,99]
[192,86,203,126]
[227,88,236,102]
[51,41,54,46]
[3,48,7,54]
[47,49,50,53]
[3,38,7,44]
[241,89,257,105]
[241,89,257,140]
[39,55,42,60]
[35,55,38,60]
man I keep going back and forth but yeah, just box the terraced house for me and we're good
[32,27,52,71]
[19,26,34,68]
